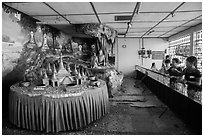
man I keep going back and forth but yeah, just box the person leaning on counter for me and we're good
[179,56,202,99]
[167,58,183,88]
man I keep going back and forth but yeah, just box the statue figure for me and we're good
[35,25,43,48]
[78,44,82,52]
[41,33,49,52]
[71,41,79,54]
[91,53,98,68]
[29,31,35,44]
[27,31,36,49]
[98,49,105,66]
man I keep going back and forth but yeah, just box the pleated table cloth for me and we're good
[9,81,109,133]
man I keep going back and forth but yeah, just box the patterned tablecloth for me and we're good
[9,80,109,133]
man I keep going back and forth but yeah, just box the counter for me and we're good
[135,65,202,134]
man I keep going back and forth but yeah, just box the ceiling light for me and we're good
[127,22,132,28]
[171,12,175,17]
[147,30,155,35]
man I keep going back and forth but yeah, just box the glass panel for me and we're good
[193,30,202,73]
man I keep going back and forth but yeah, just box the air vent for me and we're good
[118,33,126,35]
[114,15,131,21]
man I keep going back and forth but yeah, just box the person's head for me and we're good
[164,59,171,67]
[172,58,180,67]
[186,56,197,68]
[151,62,156,68]
[165,55,170,60]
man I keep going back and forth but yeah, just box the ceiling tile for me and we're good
[126,33,143,37]
[139,2,181,12]
[132,22,158,28]
[93,2,136,13]
[67,15,98,24]
[153,26,189,32]
[105,23,128,29]
[47,2,94,14]
[133,13,168,21]
[165,11,202,22]
[182,20,201,27]
[176,2,202,11]
[5,2,56,16]
[157,21,186,28]
[35,15,67,23]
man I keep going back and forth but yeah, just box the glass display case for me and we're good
[193,30,202,73]
[135,65,202,104]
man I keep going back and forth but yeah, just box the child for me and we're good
[168,58,183,88]
[182,56,202,99]
[151,62,158,71]
[168,58,182,76]
[159,59,171,74]
[162,55,171,68]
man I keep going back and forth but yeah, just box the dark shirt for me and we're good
[168,66,183,76]
[168,66,183,86]
[183,68,202,90]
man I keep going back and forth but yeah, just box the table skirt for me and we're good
[9,83,109,132]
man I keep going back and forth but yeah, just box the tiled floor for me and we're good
[2,77,196,135]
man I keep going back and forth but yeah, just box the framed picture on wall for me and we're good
[152,51,165,60]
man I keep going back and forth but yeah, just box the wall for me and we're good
[117,37,169,76]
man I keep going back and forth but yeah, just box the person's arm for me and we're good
[171,67,183,76]
[183,70,201,87]
[183,77,201,88]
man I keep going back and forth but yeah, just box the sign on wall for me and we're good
[152,51,165,60]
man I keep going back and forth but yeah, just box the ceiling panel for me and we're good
[128,31,146,34]
[126,33,143,37]
[170,27,190,33]
[93,2,136,13]
[132,22,158,28]
[146,32,167,36]
[162,34,172,37]
[163,31,184,37]
[182,20,202,27]
[5,2,57,16]
[67,15,98,24]
[165,12,201,22]
[176,2,202,11]
[129,27,151,31]
[105,23,128,29]
[132,13,168,21]
[153,26,189,32]
[128,29,148,33]
[35,15,67,23]
[139,2,181,12]
[47,2,94,14]
[156,21,187,28]
[162,30,182,37]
